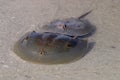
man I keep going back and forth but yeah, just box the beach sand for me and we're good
[0,0,120,80]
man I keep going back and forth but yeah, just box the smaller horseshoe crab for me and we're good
[39,10,95,38]
[14,31,88,64]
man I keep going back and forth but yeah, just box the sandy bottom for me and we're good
[0,0,120,80]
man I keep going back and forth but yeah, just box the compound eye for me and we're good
[63,24,67,30]
[25,36,29,40]
[65,43,72,48]
[67,44,72,47]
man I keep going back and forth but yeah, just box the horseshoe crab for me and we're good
[13,11,96,64]
[39,10,95,38]
[14,31,88,64]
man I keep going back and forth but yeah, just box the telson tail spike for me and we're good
[78,10,93,19]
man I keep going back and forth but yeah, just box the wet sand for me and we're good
[0,0,120,80]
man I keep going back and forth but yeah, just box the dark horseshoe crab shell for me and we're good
[14,31,88,64]
[38,11,95,38]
